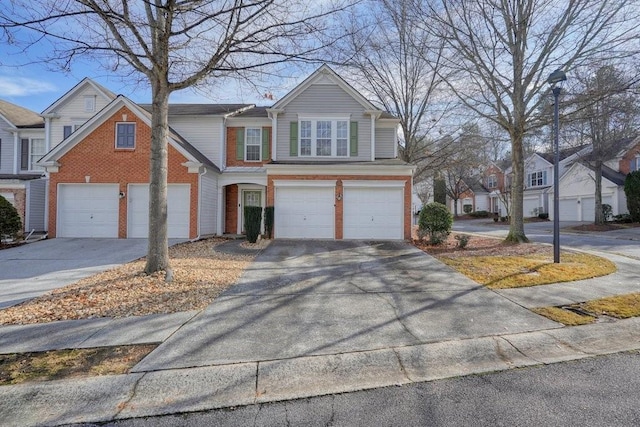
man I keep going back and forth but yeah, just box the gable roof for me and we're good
[38,95,219,171]
[139,103,254,116]
[272,64,380,112]
[574,160,627,186]
[41,78,117,115]
[537,145,590,164]
[0,99,44,128]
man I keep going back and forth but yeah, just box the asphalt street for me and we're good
[69,350,640,427]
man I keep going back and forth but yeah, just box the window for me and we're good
[299,119,349,157]
[116,123,136,149]
[487,174,497,188]
[63,125,78,139]
[245,128,261,161]
[631,157,640,172]
[528,171,547,187]
[84,95,95,112]
[30,138,46,171]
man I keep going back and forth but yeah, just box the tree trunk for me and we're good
[594,160,604,225]
[506,129,529,243]
[144,81,171,277]
[453,198,459,217]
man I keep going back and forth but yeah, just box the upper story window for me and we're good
[299,119,349,157]
[487,174,497,189]
[63,125,78,139]
[245,128,262,161]
[631,156,640,172]
[84,95,96,113]
[20,138,46,171]
[116,123,136,149]
[527,170,547,187]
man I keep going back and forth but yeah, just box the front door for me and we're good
[241,190,262,233]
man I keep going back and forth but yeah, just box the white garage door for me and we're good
[58,184,119,238]
[523,196,541,217]
[559,198,579,221]
[275,185,334,239]
[581,196,613,222]
[128,184,191,238]
[343,186,404,240]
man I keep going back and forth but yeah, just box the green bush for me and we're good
[244,206,262,243]
[625,171,640,222]
[418,202,452,245]
[538,213,549,220]
[613,213,632,223]
[0,195,22,242]
[455,234,470,249]
[463,204,472,214]
[602,204,613,222]
[264,206,274,239]
[469,210,490,218]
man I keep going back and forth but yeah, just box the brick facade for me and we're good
[619,142,640,174]
[48,106,199,238]
[484,164,505,191]
[226,127,272,167]
[267,174,413,240]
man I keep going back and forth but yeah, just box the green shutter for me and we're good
[236,128,244,161]
[350,121,358,156]
[289,122,298,157]
[262,128,270,161]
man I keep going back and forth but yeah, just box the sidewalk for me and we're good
[1,239,640,426]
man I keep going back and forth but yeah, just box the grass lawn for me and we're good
[533,293,640,326]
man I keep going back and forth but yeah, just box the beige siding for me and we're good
[276,84,371,161]
[49,86,113,148]
[199,170,218,235]
[375,127,396,159]
[0,128,14,173]
[167,116,223,167]
[26,178,47,231]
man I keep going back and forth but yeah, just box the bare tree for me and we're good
[340,0,457,179]
[0,0,355,277]
[422,0,639,242]
[566,64,640,224]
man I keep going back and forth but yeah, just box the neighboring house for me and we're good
[0,99,46,233]
[548,137,640,221]
[483,161,508,215]
[450,180,489,215]
[38,65,415,240]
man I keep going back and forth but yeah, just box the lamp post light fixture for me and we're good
[547,68,566,264]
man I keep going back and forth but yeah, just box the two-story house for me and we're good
[0,99,46,233]
[37,65,415,240]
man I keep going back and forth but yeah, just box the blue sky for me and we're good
[0,41,299,114]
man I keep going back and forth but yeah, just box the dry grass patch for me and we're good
[0,345,155,386]
[415,233,616,289]
[0,238,259,325]
[531,307,595,326]
[581,293,640,319]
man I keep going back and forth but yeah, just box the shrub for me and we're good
[0,195,22,242]
[538,213,549,220]
[244,206,262,243]
[418,202,452,245]
[469,210,490,218]
[624,171,640,222]
[500,216,507,222]
[463,204,473,214]
[455,234,470,249]
[602,204,613,222]
[613,213,632,223]
[264,206,274,239]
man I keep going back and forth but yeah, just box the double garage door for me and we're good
[57,183,190,238]
[558,196,613,222]
[274,181,404,240]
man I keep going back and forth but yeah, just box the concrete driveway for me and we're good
[0,238,151,309]
[135,240,559,372]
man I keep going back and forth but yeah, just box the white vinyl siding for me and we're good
[0,130,12,173]
[167,116,224,168]
[199,171,218,235]
[26,178,47,232]
[374,127,396,159]
[276,84,371,160]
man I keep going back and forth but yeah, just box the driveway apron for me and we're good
[135,240,558,372]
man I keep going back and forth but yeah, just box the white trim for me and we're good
[220,172,267,187]
[244,127,262,162]
[216,185,224,235]
[237,185,265,234]
[342,180,406,188]
[370,115,375,161]
[273,180,337,188]
[298,118,350,158]
[269,110,279,162]
[265,163,415,176]
[220,118,226,169]
[42,78,115,115]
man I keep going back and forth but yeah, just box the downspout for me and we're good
[190,167,207,242]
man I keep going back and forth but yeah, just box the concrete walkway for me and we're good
[1,240,640,426]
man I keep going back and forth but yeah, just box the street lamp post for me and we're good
[547,69,566,264]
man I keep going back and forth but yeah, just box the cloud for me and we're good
[0,76,56,96]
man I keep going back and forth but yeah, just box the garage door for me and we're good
[343,185,404,240]
[128,184,191,238]
[58,184,119,238]
[581,196,613,222]
[523,196,541,217]
[274,184,334,239]
[558,198,579,221]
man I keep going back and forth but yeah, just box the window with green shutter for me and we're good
[289,122,298,156]
[262,128,270,161]
[350,121,358,156]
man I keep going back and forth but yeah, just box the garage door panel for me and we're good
[58,184,119,238]
[128,184,190,238]
[344,187,403,240]
[523,197,540,217]
[275,187,334,239]
[581,196,613,222]
[559,198,578,221]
